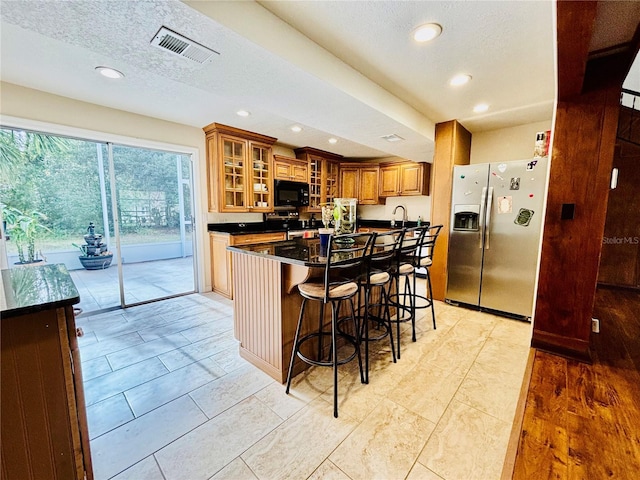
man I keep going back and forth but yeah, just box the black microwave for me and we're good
[274,180,309,207]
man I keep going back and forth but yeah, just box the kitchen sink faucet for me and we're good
[391,205,407,228]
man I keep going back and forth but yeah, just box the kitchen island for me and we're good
[1,264,93,480]
[228,238,341,382]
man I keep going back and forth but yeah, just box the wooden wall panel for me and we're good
[532,87,621,359]
[598,140,640,288]
[556,1,598,100]
[1,310,75,480]
[430,120,471,300]
[232,252,283,380]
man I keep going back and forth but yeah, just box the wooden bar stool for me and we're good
[413,225,443,330]
[285,232,374,418]
[389,226,428,359]
[358,229,405,383]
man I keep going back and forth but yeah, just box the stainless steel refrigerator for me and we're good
[445,157,548,319]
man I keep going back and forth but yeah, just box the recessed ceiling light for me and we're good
[291,125,302,133]
[328,138,338,144]
[473,103,490,113]
[450,74,472,87]
[95,66,124,79]
[236,110,250,117]
[413,23,442,43]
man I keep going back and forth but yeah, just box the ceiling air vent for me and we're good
[381,134,405,142]
[150,26,219,64]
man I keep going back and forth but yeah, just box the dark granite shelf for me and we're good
[1,264,80,318]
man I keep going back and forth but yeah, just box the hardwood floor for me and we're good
[509,287,640,479]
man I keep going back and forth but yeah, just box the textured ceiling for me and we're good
[0,0,570,162]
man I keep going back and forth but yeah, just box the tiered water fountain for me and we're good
[76,222,113,270]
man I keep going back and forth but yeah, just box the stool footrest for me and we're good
[295,331,359,368]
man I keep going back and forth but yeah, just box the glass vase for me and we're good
[333,198,357,235]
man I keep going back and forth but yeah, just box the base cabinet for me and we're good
[210,231,287,299]
[210,233,232,298]
[1,305,93,480]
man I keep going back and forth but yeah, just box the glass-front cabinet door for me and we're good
[325,160,340,207]
[308,155,322,210]
[205,123,276,213]
[295,147,343,212]
[250,142,272,212]
[221,135,246,211]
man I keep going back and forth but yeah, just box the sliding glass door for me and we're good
[1,126,197,314]
[107,144,195,305]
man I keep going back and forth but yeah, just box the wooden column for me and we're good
[429,120,471,300]
[531,0,637,360]
[532,88,620,360]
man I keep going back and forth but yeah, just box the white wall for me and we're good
[470,120,552,164]
[359,196,430,224]
[0,82,213,290]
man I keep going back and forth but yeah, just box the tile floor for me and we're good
[71,256,195,313]
[77,280,532,480]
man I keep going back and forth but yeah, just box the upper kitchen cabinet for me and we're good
[339,163,380,205]
[273,155,309,182]
[295,147,343,212]
[379,161,430,197]
[203,123,277,213]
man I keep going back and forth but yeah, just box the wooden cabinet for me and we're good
[339,163,380,205]
[210,233,232,298]
[360,167,380,204]
[273,155,309,182]
[295,147,342,211]
[204,123,277,213]
[379,162,430,197]
[210,231,286,299]
[1,265,93,480]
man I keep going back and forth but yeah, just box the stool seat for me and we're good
[398,263,414,275]
[369,271,390,285]
[420,257,432,267]
[299,281,359,299]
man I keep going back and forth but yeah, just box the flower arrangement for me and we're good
[320,203,334,229]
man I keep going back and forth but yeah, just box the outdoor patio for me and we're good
[70,256,195,315]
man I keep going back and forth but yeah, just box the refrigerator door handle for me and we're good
[479,187,487,248]
[485,186,494,249]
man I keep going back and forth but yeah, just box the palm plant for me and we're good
[2,205,51,264]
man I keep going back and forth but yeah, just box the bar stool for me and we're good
[413,225,443,330]
[358,229,405,383]
[285,232,374,418]
[389,226,428,359]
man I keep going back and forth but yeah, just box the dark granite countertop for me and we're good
[358,219,421,229]
[227,238,323,266]
[208,222,288,235]
[1,264,80,318]
[209,219,423,235]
